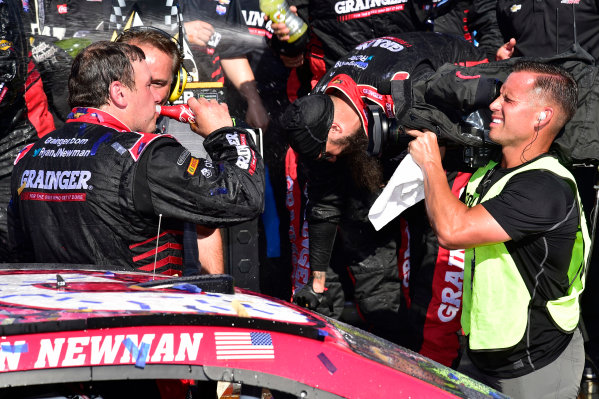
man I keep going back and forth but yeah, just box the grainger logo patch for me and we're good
[20,170,92,190]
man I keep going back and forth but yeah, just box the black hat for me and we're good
[281,94,334,160]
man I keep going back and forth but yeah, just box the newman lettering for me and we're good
[0,341,27,371]
[30,333,203,369]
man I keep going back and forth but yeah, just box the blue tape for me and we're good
[172,283,202,293]
[123,338,150,369]
[210,305,231,312]
[56,297,73,301]
[136,342,150,368]
[253,308,274,315]
[128,301,151,310]
[184,305,208,313]
[1,343,29,353]
[317,352,337,374]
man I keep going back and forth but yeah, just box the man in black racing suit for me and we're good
[7,41,264,275]
[0,0,56,261]
[268,0,502,99]
[281,32,488,363]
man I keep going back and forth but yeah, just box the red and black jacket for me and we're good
[8,108,264,274]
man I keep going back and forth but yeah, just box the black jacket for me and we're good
[8,108,264,273]
[401,45,599,163]
[496,0,599,61]
[304,32,488,272]
[269,0,436,97]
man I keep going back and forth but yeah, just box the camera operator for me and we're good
[281,31,488,363]
[407,61,590,398]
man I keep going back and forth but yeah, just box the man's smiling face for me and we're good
[488,71,542,148]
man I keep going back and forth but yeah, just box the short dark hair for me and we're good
[68,41,146,109]
[512,61,578,125]
[115,27,183,77]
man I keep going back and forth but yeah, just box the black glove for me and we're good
[293,278,327,311]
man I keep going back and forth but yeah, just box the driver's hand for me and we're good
[293,280,326,310]
[187,97,233,138]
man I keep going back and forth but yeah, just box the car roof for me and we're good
[0,264,506,399]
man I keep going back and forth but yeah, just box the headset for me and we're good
[538,111,547,121]
[113,14,188,102]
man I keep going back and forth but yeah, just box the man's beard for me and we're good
[335,132,383,193]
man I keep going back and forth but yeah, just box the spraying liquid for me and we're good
[156,104,196,125]
[259,0,307,43]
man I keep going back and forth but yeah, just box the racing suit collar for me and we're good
[66,108,132,132]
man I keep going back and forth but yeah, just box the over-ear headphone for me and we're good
[114,25,188,102]
[538,111,547,121]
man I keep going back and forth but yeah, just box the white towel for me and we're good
[368,154,424,231]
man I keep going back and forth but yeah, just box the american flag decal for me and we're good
[214,332,274,360]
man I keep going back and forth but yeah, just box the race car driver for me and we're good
[7,41,265,275]
[115,26,225,275]
[281,32,489,364]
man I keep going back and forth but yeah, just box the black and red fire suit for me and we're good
[8,108,264,275]
[0,0,55,261]
[287,32,488,363]
[269,0,499,99]
[432,0,503,60]
[271,0,433,99]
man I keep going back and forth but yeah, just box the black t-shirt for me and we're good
[496,0,599,61]
[469,157,579,378]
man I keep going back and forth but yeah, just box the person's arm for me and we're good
[294,161,344,304]
[307,220,338,292]
[183,20,216,48]
[265,3,309,59]
[406,129,510,249]
[134,97,264,227]
[220,57,269,132]
[469,0,505,61]
[196,226,224,274]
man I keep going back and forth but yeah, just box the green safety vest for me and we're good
[462,156,590,351]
